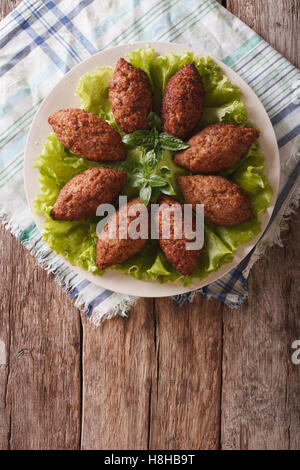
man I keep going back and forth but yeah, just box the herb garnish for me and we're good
[121,112,189,205]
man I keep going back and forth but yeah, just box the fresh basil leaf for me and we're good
[132,167,145,175]
[154,146,164,164]
[160,181,176,195]
[147,111,162,131]
[159,165,172,177]
[122,130,154,148]
[144,149,157,171]
[149,175,168,188]
[127,173,145,187]
[140,185,152,206]
[150,187,161,203]
[159,132,189,151]
[153,128,159,140]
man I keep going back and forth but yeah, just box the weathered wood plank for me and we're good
[0,0,81,451]
[1,0,299,452]
[227,0,299,67]
[150,296,223,450]
[81,299,155,450]
[81,0,300,450]
[81,294,223,450]
[222,0,300,450]
[0,226,81,450]
[0,0,20,21]
[221,213,300,450]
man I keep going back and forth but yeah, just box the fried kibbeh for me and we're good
[48,108,125,162]
[109,58,153,133]
[96,197,149,270]
[157,195,202,276]
[178,174,254,226]
[51,167,126,221]
[174,123,259,173]
[161,63,205,140]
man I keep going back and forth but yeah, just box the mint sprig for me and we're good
[122,112,189,205]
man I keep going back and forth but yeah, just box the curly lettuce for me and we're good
[34,49,272,286]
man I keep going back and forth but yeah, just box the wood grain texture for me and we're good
[149,296,223,450]
[0,0,20,21]
[221,215,300,450]
[0,225,81,450]
[81,295,223,450]
[81,299,155,450]
[0,0,299,451]
[227,0,300,68]
[222,0,300,450]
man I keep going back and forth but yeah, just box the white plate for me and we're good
[24,41,280,297]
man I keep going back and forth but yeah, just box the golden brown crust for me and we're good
[51,167,126,221]
[157,195,202,276]
[96,197,149,270]
[48,108,126,162]
[109,58,153,133]
[161,63,205,140]
[174,123,259,173]
[178,174,254,226]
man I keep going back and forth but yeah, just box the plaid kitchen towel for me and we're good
[0,0,299,325]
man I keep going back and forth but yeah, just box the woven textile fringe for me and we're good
[1,166,299,323]
[243,178,300,277]
[1,168,299,323]
[0,209,138,325]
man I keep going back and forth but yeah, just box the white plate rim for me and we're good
[24,41,280,298]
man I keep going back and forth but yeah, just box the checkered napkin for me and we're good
[1,0,299,325]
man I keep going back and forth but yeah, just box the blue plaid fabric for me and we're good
[0,0,299,324]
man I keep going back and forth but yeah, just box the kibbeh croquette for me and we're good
[157,195,202,276]
[96,198,149,270]
[174,123,259,173]
[109,58,153,133]
[48,108,126,162]
[178,174,254,226]
[51,167,126,221]
[45,53,267,279]
[161,63,205,140]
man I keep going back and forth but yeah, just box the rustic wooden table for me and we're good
[0,0,299,450]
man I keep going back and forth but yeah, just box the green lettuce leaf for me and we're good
[75,66,118,127]
[34,49,273,286]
